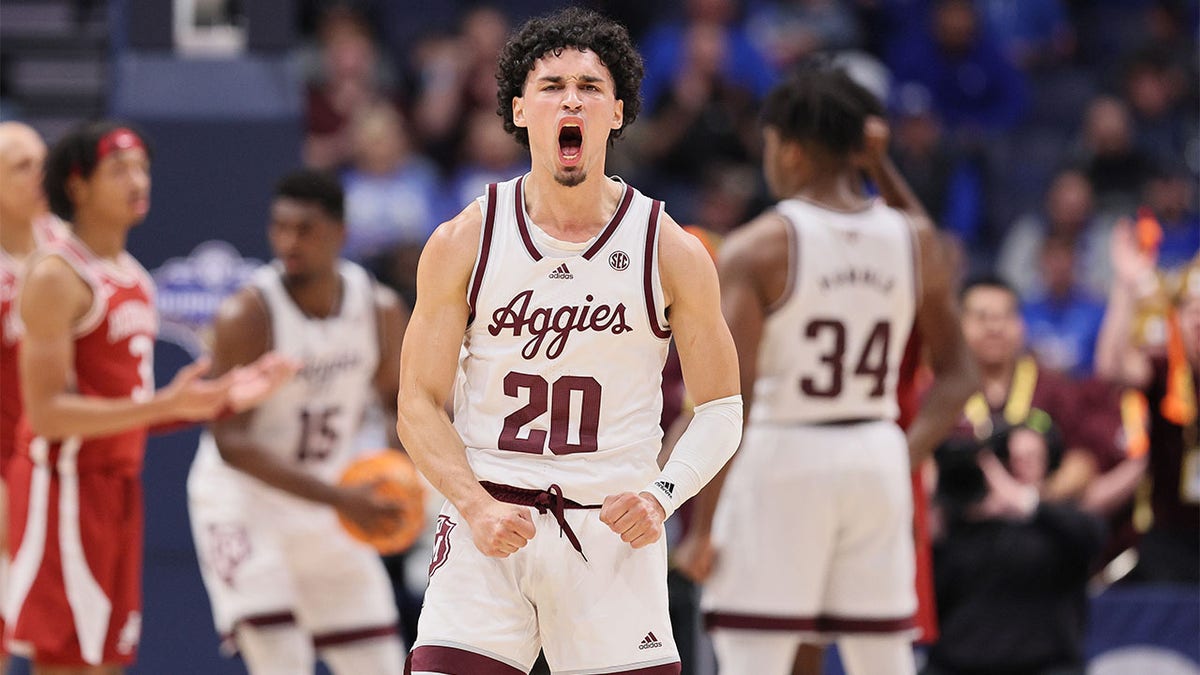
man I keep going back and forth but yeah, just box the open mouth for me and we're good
[558,123,582,165]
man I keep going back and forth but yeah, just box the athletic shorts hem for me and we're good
[705,611,916,635]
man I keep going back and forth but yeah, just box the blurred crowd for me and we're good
[295,1,1197,672]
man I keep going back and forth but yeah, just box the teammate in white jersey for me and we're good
[676,67,977,675]
[396,8,742,675]
[188,170,410,675]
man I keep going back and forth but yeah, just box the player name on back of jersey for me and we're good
[818,266,897,295]
[107,300,158,343]
[487,289,632,360]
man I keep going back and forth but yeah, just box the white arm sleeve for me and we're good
[643,394,743,519]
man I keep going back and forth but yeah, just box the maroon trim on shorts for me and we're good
[407,645,525,674]
[643,200,671,339]
[581,183,635,261]
[705,611,915,634]
[513,176,543,262]
[467,182,499,325]
[312,624,399,648]
[238,611,297,628]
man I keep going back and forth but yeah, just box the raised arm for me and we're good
[1094,219,1156,388]
[859,116,932,224]
[395,203,535,558]
[905,226,978,465]
[20,254,229,440]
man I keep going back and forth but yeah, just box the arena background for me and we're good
[1,0,1197,673]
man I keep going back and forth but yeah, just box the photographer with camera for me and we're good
[926,414,1106,675]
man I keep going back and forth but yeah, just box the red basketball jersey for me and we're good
[1,217,66,474]
[13,234,158,475]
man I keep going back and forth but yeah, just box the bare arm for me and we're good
[905,227,979,465]
[395,203,535,557]
[1094,219,1155,388]
[859,116,932,223]
[673,215,785,580]
[602,212,744,550]
[372,282,409,449]
[20,255,228,440]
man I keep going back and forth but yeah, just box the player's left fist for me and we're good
[600,491,666,549]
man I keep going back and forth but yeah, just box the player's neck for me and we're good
[283,267,342,319]
[979,359,1017,405]
[70,213,129,259]
[0,216,36,259]
[788,170,869,212]
[523,169,622,242]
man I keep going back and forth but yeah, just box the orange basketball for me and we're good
[337,450,426,554]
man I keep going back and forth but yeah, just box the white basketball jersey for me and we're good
[751,197,917,425]
[190,261,379,511]
[455,175,671,505]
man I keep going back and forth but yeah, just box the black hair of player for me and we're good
[959,272,1021,306]
[275,169,345,222]
[44,120,153,222]
[495,6,644,148]
[760,63,882,156]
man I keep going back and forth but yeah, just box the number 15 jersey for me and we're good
[752,197,917,426]
[455,176,671,505]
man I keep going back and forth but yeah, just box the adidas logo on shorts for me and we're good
[638,631,663,650]
[548,263,574,280]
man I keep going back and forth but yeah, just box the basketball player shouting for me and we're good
[188,169,409,674]
[396,8,742,675]
[676,67,976,675]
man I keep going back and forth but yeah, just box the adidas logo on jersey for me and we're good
[638,632,663,650]
[548,263,574,280]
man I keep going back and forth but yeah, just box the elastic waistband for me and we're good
[755,417,886,428]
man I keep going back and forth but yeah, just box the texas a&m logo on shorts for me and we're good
[429,514,457,577]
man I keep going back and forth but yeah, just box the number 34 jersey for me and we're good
[753,197,917,426]
[189,261,379,514]
[455,176,671,505]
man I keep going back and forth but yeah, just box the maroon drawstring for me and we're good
[480,481,599,560]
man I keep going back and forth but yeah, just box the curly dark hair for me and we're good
[44,120,152,221]
[495,6,643,148]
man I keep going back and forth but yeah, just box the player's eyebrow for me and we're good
[536,75,605,85]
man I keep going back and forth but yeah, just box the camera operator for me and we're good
[926,414,1105,675]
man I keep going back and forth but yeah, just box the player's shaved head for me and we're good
[0,121,48,228]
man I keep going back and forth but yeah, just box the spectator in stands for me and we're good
[1095,222,1199,584]
[638,19,761,221]
[1142,162,1200,273]
[1021,233,1108,378]
[744,0,861,71]
[956,275,1099,502]
[927,418,1105,675]
[304,4,404,170]
[887,0,1028,137]
[975,0,1076,70]
[341,104,439,307]
[998,168,1113,301]
[638,0,776,115]
[440,107,529,223]
[1077,96,1154,213]
[889,82,984,250]
[411,6,509,170]
[1122,46,1196,167]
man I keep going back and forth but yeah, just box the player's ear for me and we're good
[611,99,623,130]
[66,170,87,205]
[512,96,527,128]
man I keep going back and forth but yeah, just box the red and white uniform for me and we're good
[0,215,67,476]
[703,197,919,645]
[6,233,157,667]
